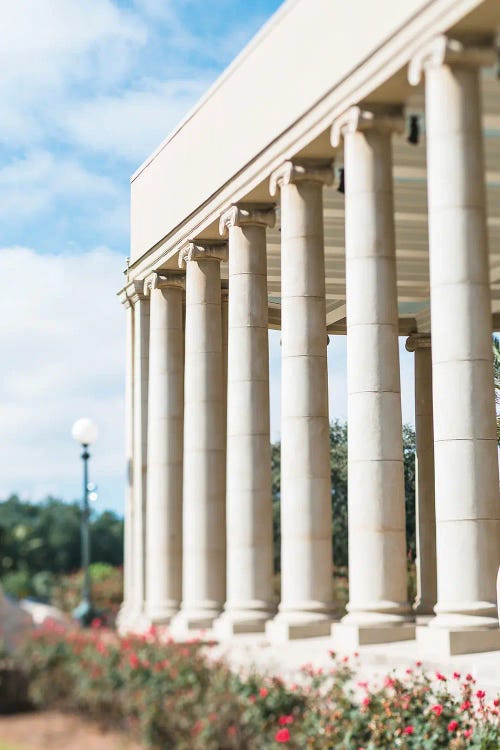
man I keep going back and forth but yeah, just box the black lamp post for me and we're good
[71,418,98,625]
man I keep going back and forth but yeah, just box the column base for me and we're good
[331,621,416,649]
[170,606,222,635]
[416,624,500,656]
[213,607,275,638]
[266,611,334,642]
[144,602,180,626]
[117,608,151,634]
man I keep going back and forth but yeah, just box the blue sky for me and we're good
[0,0,414,515]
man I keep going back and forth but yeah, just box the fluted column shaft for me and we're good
[130,282,150,628]
[216,205,275,636]
[145,273,185,624]
[407,334,436,616]
[267,160,334,641]
[410,37,500,634]
[331,107,411,638]
[171,242,227,631]
[117,293,135,629]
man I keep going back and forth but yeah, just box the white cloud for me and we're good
[62,78,211,163]
[0,151,119,222]
[0,0,147,146]
[0,245,125,508]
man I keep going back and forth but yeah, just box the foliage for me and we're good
[271,421,416,570]
[0,496,123,599]
[51,564,123,620]
[18,625,500,749]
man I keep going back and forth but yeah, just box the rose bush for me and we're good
[16,623,500,749]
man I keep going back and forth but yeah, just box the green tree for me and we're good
[0,496,124,599]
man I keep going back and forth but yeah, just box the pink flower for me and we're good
[403,726,414,735]
[128,653,139,669]
[259,687,268,698]
[90,617,102,629]
[448,720,459,732]
[436,671,447,682]
[453,671,461,679]
[278,716,294,726]
[461,701,472,711]
[476,690,486,699]
[384,676,396,688]
[464,729,473,739]
[415,660,422,667]
[227,726,237,737]
[275,728,291,743]
[431,704,443,716]
[465,673,474,681]
[494,699,500,707]
[362,696,371,707]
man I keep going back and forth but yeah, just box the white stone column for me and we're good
[144,272,185,624]
[266,160,335,641]
[331,107,414,648]
[117,290,135,631]
[129,280,150,629]
[171,242,227,632]
[406,334,436,617]
[215,204,276,636]
[409,36,500,654]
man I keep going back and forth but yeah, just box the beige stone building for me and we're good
[118,0,500,657]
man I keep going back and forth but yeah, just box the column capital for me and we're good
[408,35,496,86]
[405,333,431,352]
[120,279,147,306]
[269,159,334,196]
[144,271,185,295]
[178,240,228,268]
[219,203,275,236]
[331,104,404,147]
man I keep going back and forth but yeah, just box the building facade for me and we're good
[118,0,500,656]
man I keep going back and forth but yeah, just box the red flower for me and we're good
[90,617,102,629]
[362,696,371,707]
[191,720,203,737]
[403,726,414,735]
[128,653,140,669]
[494,699,500,707]
[436,671,447,681]
[475,690,486,699]
[448,720,459,732]
[453,671,461,679]
[275,728,291,743]
[259,687,268,698]
[278,716,294,726]
[464,729,473,739]
[431,704,443,716]
[415,660,422,667]
[465,673,474,681]
[461,701,472,711]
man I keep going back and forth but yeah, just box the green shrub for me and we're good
[18,625,500,749]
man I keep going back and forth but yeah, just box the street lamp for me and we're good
[71,418,98,625]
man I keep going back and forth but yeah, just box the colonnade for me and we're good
[119,35,500,655]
